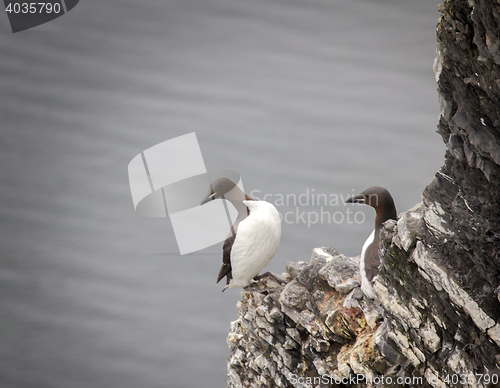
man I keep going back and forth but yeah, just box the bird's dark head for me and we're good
[200,178,238,205]
[345,186,397,220]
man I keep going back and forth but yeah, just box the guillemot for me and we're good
[345,186,397,299]
[200,178,282,291]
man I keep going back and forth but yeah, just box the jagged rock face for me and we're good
[372,0,500,386]
[226,1,500,387]
[432,0,500,314]
[375,209,500,388]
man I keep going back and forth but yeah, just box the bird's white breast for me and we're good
[228,201,281,288]
[360,229,376,299]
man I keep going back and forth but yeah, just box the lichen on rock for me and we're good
[227,249,406,388]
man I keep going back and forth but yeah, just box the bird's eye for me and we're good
[217,184,222,188]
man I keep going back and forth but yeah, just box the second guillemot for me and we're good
[200,178,282,291]
[345,186,397,299]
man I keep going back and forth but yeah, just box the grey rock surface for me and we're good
[227,254,395,388]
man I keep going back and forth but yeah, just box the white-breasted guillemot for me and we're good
[345,186,397,299]
[201,178,282,291]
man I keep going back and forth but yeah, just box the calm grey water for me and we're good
[1,1,443,387]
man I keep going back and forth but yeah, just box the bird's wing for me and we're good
[364,237,381,281]
[217,234,234,285]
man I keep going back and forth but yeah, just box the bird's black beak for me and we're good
[200,192,216,206]
[345,194,365,204]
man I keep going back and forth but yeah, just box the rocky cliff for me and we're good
[226,1,500,387]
